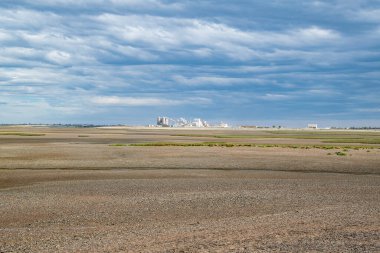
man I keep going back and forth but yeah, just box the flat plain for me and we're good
[0,126,379,252]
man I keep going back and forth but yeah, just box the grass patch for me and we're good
[172,134,213,138]
[266,130,380,136]
[173,133,380,143]
[335,151,347,156]
[172,134,339,139]
[132,142,307,148]
[109,144,127,147]
[0,132,45,136]
[129,142,378,150]
[130,142,215,147]
[323,138,380,144]
[78,135,89,137]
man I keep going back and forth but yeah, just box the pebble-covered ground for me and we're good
[1,127,379,252]
[1,169,379,252]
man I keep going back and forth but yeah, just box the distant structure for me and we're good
[218,122,229,128]
[156,116,228,128]
[192,118,209,128]
[157,117,170,127]
[307,124,318,129]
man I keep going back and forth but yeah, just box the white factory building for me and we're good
[307,124,318,129]
[156,116,228,128]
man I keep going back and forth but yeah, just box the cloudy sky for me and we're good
[0,0,379,127]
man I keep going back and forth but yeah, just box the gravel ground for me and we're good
[1,169,379,252]
[1,127,379,252]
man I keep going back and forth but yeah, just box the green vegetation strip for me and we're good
[323,139,380,144]
[0,132,45,136]
[127,142,379,150]
[265,130,380,136]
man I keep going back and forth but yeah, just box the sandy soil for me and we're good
[0,127,379,252]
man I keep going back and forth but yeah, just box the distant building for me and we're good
[217,122,229,128]
[307,124,318,129]
[156,116,228,128]
[157,117,170,127]
[192,118,205,127]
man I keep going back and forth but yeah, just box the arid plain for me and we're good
[1,126,379,252]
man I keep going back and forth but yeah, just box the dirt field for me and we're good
[0,126,379,252]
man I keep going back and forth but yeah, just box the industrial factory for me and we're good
[156,116,229,128]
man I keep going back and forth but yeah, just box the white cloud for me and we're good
[94,40,158,61]
[13,0,183,12]
[191,47,213,58]
[0,30,13,41]
[2,47,40,57]
[0,9,61,29]
[354,9,380,23]
[91,96,211,106]
[292,26,340,43]
[261,93,292,100]
[94,14,342,61]
[0,6,345,69]
[46,50,71,65]
[172,75,248,86]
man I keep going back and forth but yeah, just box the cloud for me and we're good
[261,93,292,101]
[0,0,183,13]
[92,13,342,62]
[355,108,380,113]
[306,89,337,96]
[292,26,340,43]
[354,9,380,23]
[0,1,379,125]
[91,96,212,106]
[172,75,249,86]
[0,29,13,41]
[0,7,345,69]
[46,50,71,65]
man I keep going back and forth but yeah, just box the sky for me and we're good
[0,0,379,127]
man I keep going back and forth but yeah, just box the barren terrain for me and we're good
[0,127,379,252]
